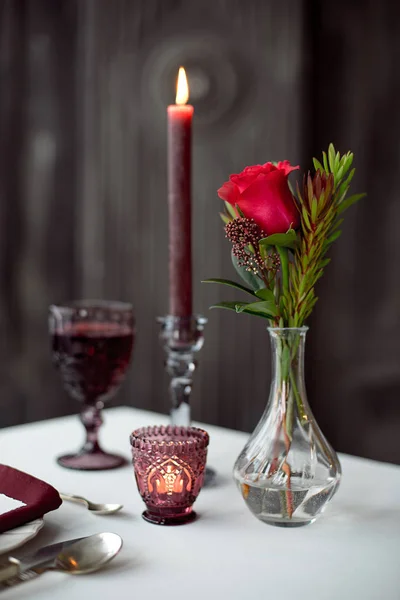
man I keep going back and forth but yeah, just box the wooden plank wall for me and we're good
[306,1,400,464]
[1,0,400,463]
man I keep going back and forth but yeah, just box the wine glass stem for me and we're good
[80,402,104,454]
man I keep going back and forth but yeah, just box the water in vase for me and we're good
[238,475,339,527]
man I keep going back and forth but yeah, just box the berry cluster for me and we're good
[225,218,280,281]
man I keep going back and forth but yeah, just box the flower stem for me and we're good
[281,403,294,519]
[289,369,307,423]
[276,336,294,519]
[273,332,305,520]
[276,246,289,295]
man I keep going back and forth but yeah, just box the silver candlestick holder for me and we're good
[158,315,207,426]
[158,314,216,485]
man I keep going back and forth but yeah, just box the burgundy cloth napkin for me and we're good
[0,464,62,534]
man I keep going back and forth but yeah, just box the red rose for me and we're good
[218,160,300,234]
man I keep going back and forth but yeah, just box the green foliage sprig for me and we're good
[203,144,365,327]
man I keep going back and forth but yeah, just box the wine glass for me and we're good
[49,300,135,470]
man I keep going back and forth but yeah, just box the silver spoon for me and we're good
[60,493,123,515]
[14,533,122,583]
[50,532,122,574]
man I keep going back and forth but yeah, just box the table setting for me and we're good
[1,67,400,599]
[1,407,400,599]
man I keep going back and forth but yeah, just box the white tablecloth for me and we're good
[1,406,400,599]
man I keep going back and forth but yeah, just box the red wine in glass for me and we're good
[49,301,135,470]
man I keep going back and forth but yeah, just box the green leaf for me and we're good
[326,230,341,244]
[210,300,274,320]
[335,165,344,184]
[311,197,318,222]
[287,179,295,195]
[225,201,237,219]
[231,252,264,291]
[302,208,311,230]
[331,217,344,232]
[328,144,336,172]
[335,151,340,171]
[259,243,268,260]
[236,300,278,318]
[338,168,355,199]
[255,288,276,302]
[209,301,248,312]
[337,193,366,215]
[280,294,288,311]
[202,278,256,296]
[219,212,230,225]
[235,204,245,218]
[322,151,329,173]
[313,158,324,173]
[319,258,331,268]
[296,182,304,203]
[259,229,298,250]
[341,153,353,176]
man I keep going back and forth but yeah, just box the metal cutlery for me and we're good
[0,535,86,584]
[60,493,123,515]
[0,532,122,588]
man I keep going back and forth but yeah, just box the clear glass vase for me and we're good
[233,327,341,527]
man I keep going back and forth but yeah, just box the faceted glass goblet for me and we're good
[130,425,209,525]
[49,300,135,470]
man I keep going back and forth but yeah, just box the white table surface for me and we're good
[1,406,400,600]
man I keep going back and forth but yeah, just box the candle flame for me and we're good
[176,67,189,105]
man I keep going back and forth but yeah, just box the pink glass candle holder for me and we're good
[130,425,209,525]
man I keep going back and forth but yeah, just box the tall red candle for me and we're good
[167,67,194,317]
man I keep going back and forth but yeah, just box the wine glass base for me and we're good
[142,510,197,526]
[57,451,126,471]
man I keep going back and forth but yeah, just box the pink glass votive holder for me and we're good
[130,425,209,525]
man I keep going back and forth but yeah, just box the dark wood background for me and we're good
[1,0,400,464]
